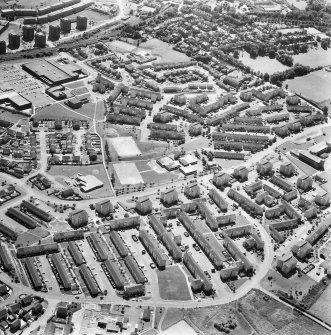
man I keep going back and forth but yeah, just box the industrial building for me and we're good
[79,264,98,297]
[103,259,125,290]
[109,231,128,258]
[139,230,167,269]
[51,253,71,291]
[149,214,182,261]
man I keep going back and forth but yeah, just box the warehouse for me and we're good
[109,216,141,230]
[68,241,85,266]
[51,253,71,291]
[103,259,125,290]
[7,207,37,229]
[0,244,12,271]
[25,258,42,291]
[109,231,128,258]
[17,243,59,259]
[22,60,83,86]
[149,214,182,261]
[88,233,108,262]
[0,222,18,240]
[183,252,213,294]
[22,200,52,222]
[79,264,98,297]
[0,90,32,111]
[53,230,84,243]
[124,255,145,284]
[139,230,167,269]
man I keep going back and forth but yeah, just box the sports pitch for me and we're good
[109,136,142,158]
[113,162,144,185]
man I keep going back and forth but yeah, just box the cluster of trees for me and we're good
[276,53,294,66]
[270,64,311,85]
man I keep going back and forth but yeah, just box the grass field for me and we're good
[309,282,331,324]
[185,303,253,335]
[154,307,165,330]
[160,320,196,335]
[33,103,91,121]
[157,266,191,301]
[261,269,317,302]
[59,101,95,119]
[140,39,190,63]
[47,164,113,197]
[161,308,185,331]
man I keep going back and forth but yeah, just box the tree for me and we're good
[323,106,328,116]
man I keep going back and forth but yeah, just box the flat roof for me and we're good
[109,137,141,158]
[0,90,31,107]
[77,175,103,192]
[113,162,144,185]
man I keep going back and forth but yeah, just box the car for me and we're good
[132,235,138,242]
[150,263,156,269]
[184,232,189,237]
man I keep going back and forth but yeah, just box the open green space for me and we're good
[33,103,90,121]
[161,308,185,331]
[47,164,113,197]
[140,38,190,63]
[186,303,253,335]
[309,282,331,324]
[261,269,317,302]
[157,266,191,301]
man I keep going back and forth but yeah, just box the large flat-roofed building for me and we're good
[309,141,331,156]
[22,59,86,86]
[0,90,32,110]
[76,175,103,193]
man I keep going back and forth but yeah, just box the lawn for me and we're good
[161,308,185,331]
[261,269,317,302]
[309,282,331,324]
[59,101,95,120]
[140,170,180,185]
[33,103,90,121]
[0,110,27,124]
[185,303,253,335]
[47,164,113,197]
[157,266,191,301]
[140,38,190,63]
